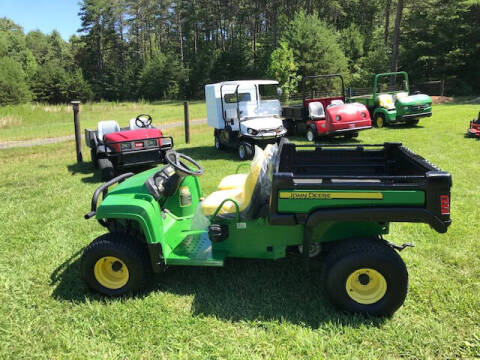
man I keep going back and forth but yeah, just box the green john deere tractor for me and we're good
[348,72,432,128]
[81,140,451,316]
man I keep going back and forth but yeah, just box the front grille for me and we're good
[411,104,429,112]
[121,150,161,166]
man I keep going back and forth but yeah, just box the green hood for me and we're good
[396,94,432,106]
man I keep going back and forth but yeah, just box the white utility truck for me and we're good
[205,80,287,160]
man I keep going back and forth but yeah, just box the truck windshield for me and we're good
[224,92,251,103]
[238,84,281,120]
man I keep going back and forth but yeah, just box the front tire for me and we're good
[407,119,419,126]
[214,132,223,150]
[238,141,254,160]
[81,233,152,296]
[98,158,115,180]
[374,114,385,128]
[322,238,408,316]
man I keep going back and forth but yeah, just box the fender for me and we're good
[96,194,164,245]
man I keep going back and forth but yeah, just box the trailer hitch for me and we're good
[388,242,415,252]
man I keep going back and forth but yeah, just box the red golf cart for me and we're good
[85,114,173,180]
[282,74,372,141]
[467,112,480,138]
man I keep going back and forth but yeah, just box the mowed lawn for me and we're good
[0,103,480,359]
[0,101,206,142]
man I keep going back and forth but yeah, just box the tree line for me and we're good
[0,0,479,105]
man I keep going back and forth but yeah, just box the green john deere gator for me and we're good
[349,72,433,128]
[81,139,451,316]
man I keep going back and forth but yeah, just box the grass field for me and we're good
[0,101,206,142]
[1,103,480,359]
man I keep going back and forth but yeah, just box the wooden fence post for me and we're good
[184,101,190,144]
[71,100,82,162]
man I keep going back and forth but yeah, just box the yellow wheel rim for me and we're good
[376,117,384,128]
[94,256,129,289]
[346,268,387,304]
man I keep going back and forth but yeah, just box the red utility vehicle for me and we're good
[467,112,480,138]
[282,74,372,141]
[85,114,173,180]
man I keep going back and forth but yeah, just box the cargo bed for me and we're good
[269,140,452,233]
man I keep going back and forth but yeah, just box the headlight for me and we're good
[361,112,366,118]
[335,115,341,121]
[121,142,132,150]
[403,106,409,111]
[247,128,258,135]
[146,139,158,147]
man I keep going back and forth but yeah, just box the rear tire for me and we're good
[321,238,408,317]
[306,127,317,142]
[98,158,115,180]
[81,232,152,296]
[344,132,358,139]
[91,148,98,169]
[238,141,254,160]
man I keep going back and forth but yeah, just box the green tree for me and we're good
[267,41,300,99]
[0,57,32,105]
[281,11,349,80]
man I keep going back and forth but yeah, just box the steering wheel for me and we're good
[135,114,152,128]
[165,150,203,176]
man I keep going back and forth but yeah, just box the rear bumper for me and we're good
[327,125,372,134]
[305,207,451,234]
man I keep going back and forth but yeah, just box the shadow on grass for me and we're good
[175,145,242,162]
[50,249,386,328]
[66,161,157,184]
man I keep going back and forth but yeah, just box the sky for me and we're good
[0,0,82,40]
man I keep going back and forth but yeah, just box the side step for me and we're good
[165,232,225,267]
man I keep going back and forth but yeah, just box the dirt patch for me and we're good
[431,96,454,104]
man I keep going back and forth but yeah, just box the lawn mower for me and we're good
[467,112,480,138]
[282,74,372,141]
[348,72,432,128]
[81,139,451,316]
[84,114,173,180]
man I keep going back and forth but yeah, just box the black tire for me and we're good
[344,131,358,139]
[373,114,385,128]
[306,127,317,142]
[284,119,296,136]
[321,238,408,317]
[238,141,254,160]
[407,119,419,126]
[91,148,98,169]
[214,132,223,150]
[98,158,115,180]
[81,232,152,296]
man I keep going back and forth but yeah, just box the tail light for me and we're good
[440,195,450,215]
